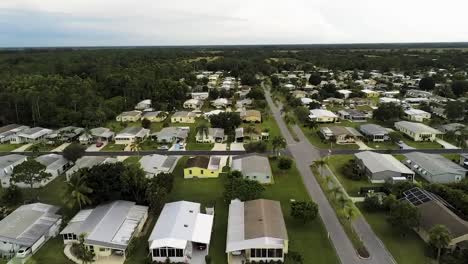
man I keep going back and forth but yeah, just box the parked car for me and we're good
[158,145,169,150]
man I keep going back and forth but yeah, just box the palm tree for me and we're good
[344,201,358,222]
[324,174,333,189]
[337,194,348,209]
[271,136,286,156]
[129,137,142,158]
[429,225,451,263]
[329,186,342,200]
[66,173,93,210]
[313,158,328,177]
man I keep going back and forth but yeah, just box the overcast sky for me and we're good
[1,0,468,47]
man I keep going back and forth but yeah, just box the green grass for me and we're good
[357,204,432,264]
[400,137,442,149]
[125,215,157,264]
[102,143,126,151]
[241,112,283,150]
[366,141,399,150]
[123,156,140,165]
[0,144,20,152]
[140,140,163,151]
[26,143,60,152]
[125,156,340,264]
[26,238,74,264]
[327,155,381,197]
[442,153,461,162]
[186,142,214,150]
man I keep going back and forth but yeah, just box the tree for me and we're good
[429,225,451,263]
[208,89,219,100]
[120,164,148,204]
[1,185,23,206]
[313,159,328,177]
[271,136,286,156]
[388,201,420,233]
[246,87,265,100]
[245,141,267,153]
[372,103,402,123]
[224,177,265,202]
[141,118,151,129]
[10,159,51,188]
[146,181,168,212]
[63,143,86,163]
[129,138,143,157]
[419,77,435,91]
[76,233,95,264]
[209,112,241,134]
[363,195,382,212]
[451,80,468,97]
[309,74,322,86]
[278,157,293,170]
[84,163,126,204]
[445,101,465,120]
[294,106,310,124]
[290,201,318,223]
[66,172,93,209]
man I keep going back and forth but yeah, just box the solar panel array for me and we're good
[402,188,433,206]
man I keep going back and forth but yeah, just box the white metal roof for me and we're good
[148,201,214,249]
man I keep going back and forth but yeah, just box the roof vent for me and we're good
[189,210,193,213]
[184,224,188,228]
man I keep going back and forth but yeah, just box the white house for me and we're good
[154,127,190,143]
[116,110,142,122]
[231,154,273,184]
[309,109,338,123]
[148,201,214,263]
[191,92,209,100]
[404,109,431,122]
[10,127,53,144]
[196,128,226,143]
[0,203,61,259]
[337,89,352,99]
[183,99,204,110]
[78,127,114,144]
[379,97,401,104]
[135,99,152,110]
[226,199,288,264]
[0,124,29,143]
[394,121,442,142]
[36,154,70,178]
[115,127,150,145]
[0,154,27,188]
[211,98,230,109]
[139,154,179,178]
[61,201,148,262]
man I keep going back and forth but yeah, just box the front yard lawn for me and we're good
[102,143,126,151]
[26,238,74,264]
[26,143,60,152]
[326,155,380,196]
[357,204,432,264]
[185,142,214,150]
[0,144,20,152]
[400,137,442,149]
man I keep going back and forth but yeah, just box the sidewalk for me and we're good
[51,142,71,152]
[436,138,459,149]
[12,143,33,152]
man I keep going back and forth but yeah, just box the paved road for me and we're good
[0,150,248,157]
[265,87,396,264]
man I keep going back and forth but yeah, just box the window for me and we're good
[251,249,256,257]
[189,170,192,174]
[261,249,267,258]
[268,249,275,258]
[201,170,204,174]
[160,247,167,257]
[168,248,175,257]
[276,249,283,258]
[256,249,262,258]
[99,248,106,252]
[176,249,184,257]
[153,249,160,257]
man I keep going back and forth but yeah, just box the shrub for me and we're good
[278,157,293,170]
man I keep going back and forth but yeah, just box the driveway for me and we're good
[229,143,245,151]
[354,139,373,150]
[51,142,71,152]
[264,85,396,264]
[436,138,459,149]
[212,143,229,168]
[12,143,33,152]
[86,142,108,152]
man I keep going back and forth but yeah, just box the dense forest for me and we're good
[0,46,467,127]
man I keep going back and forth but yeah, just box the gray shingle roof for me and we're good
[0,154,26,169]
[359,124,389,136]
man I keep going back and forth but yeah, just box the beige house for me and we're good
[116,110,142,122]
[114,127,150,145]
[171,111,197,124]
[226,199,288,263]
[241,110,261,123]
[395,121,442,142]
[309,109,338,123]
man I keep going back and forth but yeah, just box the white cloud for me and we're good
[1,0,467,46]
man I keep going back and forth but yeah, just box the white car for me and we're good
[16,247,31,258]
